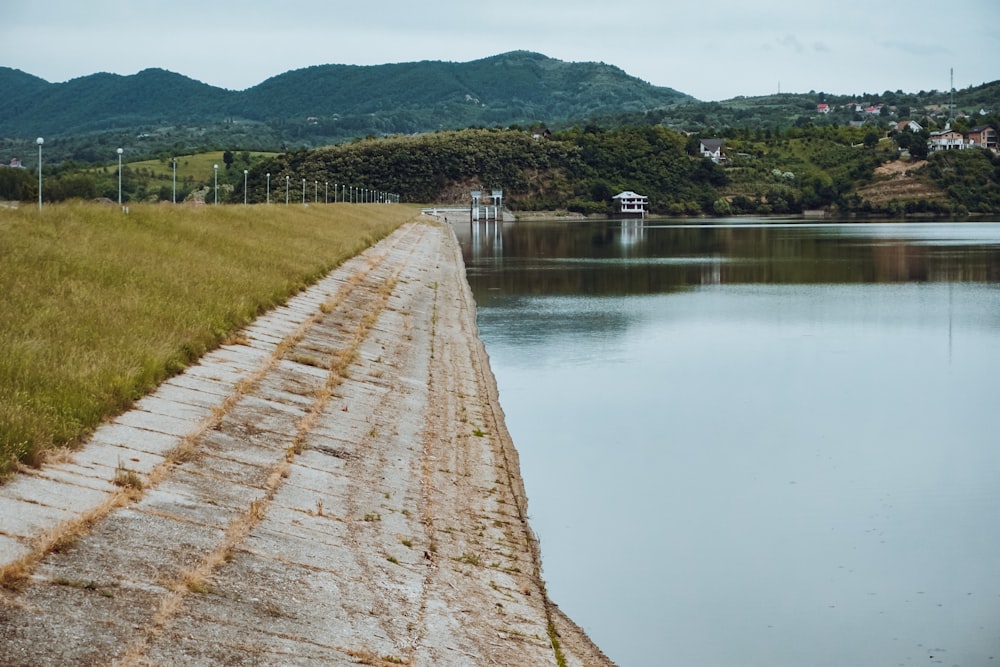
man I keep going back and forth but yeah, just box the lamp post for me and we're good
[325,181,328,204]
[172,158,177,203]
[285,175,290,205]
[36,137,43,210]
[244,170,249,205]
[117,148,124,205]
[301,178,305,205]
[266,173,270,204]
[314,180,318,203]
[213,164,219,205]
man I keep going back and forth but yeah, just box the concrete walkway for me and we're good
[0,220,614,666]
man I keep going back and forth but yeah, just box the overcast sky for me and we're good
[2,0,997,101]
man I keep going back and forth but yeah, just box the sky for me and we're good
[2,0,998,101]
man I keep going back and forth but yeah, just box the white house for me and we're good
[929,128,966,151]
[699,139,725,163]
[612,191,648,218]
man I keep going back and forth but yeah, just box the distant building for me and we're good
[816,103,831,114]
[699,139,725,163]
[2,157,23,168]
[897,120,923,133]
[612,191,648,218]
[929,128,966,151]
[967,126,998,153]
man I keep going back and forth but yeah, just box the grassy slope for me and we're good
[0,202,415,475]
[128,152,280,182]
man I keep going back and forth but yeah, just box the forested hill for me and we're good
[0,51,691,140]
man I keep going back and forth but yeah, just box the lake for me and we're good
[456,218,1000,667]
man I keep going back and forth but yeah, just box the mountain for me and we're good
[0,52,692,142]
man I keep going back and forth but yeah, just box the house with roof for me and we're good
[699,139,725,163]
[967,126,998,153]
[612,191,648,218]
[928,128,966,151]
[897,120,923,133]
[816,103,831,114]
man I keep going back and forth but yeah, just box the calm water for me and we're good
[456,218,1000,667]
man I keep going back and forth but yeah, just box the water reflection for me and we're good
[458,219,1000,302]
[458,218,1000,667]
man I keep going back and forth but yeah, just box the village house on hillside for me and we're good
[968,125,999,152]
[929,127,966,151]
[699,139,725,163]
[928,124,998,153]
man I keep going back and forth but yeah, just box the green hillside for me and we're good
[0,51,690,149]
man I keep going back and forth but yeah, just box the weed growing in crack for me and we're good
[455,552,482,567]
[113,460,143,491]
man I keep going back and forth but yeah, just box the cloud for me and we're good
[776,35,805,54]
[880,40,952,57]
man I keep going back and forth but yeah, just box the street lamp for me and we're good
[172,158,177,203]
[314,180,318,203]
[285,175,290,205]
[244,170,249,205]
[325,181,328,204]
[301,178,305,205]
[36,137,43,210]
[117,148,124,205]
[213,164,218,205]
[266,173,270,204]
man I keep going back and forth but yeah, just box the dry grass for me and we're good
[0,201,415,477]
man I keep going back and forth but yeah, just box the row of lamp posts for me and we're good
[35,140,126,209]
[32,142,398,208]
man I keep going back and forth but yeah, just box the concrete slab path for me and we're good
[0,219,615,666]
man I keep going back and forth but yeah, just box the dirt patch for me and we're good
[873,159,928,176]
[861,159,945,204]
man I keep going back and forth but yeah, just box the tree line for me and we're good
[4,125,999,215]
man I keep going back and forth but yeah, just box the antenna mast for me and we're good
[949,68,955,120]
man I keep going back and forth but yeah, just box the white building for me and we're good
[612,191,648,218]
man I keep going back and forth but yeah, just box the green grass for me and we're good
[0,201,415,477]
[127,151,279,183]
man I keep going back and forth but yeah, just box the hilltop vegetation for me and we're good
[5,125,999,215]
[4,51,995,166]
[2,51,998,216]
[0,51,690,160]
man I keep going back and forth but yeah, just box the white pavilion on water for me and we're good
[612,191,648,218]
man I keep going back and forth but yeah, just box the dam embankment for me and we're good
[0,219,614,666]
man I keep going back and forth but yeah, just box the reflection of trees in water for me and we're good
[462,222,1000,299]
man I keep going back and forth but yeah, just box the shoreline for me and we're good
[0,218,615,666]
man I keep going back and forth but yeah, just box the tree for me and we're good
[909,139,929,160]
[863,131,880,148]
[223,150,234,170]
